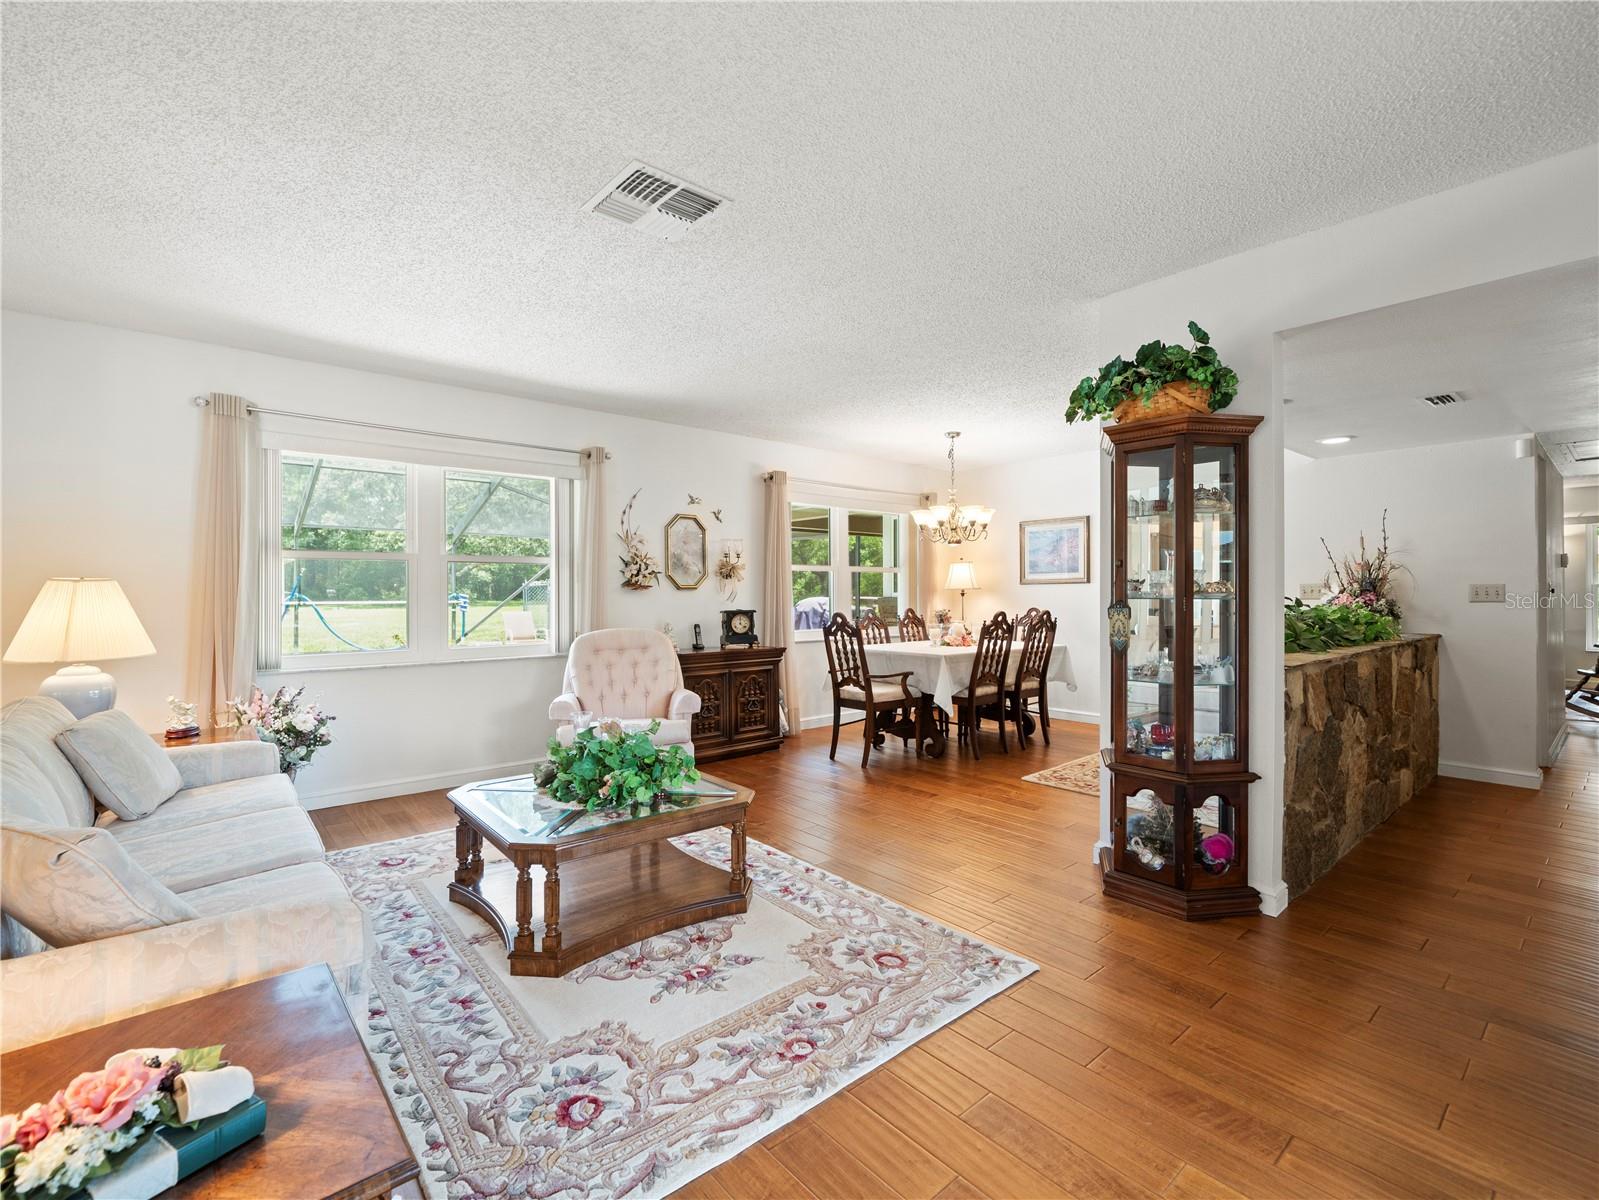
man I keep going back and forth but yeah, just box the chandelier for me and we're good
[911,431,994,545]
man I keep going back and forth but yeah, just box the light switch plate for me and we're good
[1298,583,1325,601]
[1468,583,1506,603]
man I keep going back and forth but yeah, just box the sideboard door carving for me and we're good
[677,647,786,763]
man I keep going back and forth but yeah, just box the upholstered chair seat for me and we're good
[548,629,701,753]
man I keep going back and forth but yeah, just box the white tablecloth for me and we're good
[863,640,1075,713]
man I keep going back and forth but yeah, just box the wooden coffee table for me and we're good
[446,773,753,977]
[0,965,418,1200]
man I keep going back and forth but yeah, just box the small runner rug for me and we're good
[1022,752,1103,796]
[328,828,1036,1200]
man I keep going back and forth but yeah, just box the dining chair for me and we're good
[899,608,928,642]
[1010,609,1057,748]
[951,611,1013,760]
[858,611,892,644]
[821,613,924,767]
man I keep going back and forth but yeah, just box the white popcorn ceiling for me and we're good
[3,2,1595,468]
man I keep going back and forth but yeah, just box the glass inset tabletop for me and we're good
[449,771,746,846]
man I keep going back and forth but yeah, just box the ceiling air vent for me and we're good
[1420,393,1462,408]
[584,161,727,241]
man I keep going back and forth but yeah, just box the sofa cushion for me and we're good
[0,697,95,827]
[1,818,196,946]
[178,860,355,918]
[95,773,298,839]
[112,806,325,892]
[55,710,183,820]
[554,718,692,748]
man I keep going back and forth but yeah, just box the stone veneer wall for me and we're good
[1282,635,1440,898]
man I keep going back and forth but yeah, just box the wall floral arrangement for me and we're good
[618,489,661,590]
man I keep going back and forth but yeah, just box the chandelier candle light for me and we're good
[912,432,994,545]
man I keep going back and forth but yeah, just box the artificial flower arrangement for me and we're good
[931,608,952,627]
[938,622,975,648]
[714,547,746,602]
[544,720,700,811]
[1321,509,1404,621]
[1,1045,256,1199]
[617,489,661,590]
[226,685,334,777]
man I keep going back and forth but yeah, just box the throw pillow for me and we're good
[55,710,183,820]
[0,819,196,946]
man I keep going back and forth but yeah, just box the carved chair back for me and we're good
[822,612,871,695]
[858,611,892,644]
[899,608,928,642]
[1016,606,1043,642]
[1017,609,1057,687]
[969,611,1014,698]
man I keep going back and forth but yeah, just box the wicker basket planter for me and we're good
[1112,381,1213,425]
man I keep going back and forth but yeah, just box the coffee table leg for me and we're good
[513,862,536,957]
[729,820,748,892]
[453,817,483,888]
[542,862,563,955]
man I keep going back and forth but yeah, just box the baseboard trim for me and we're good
[1255,879,1290,918]
[1544,724,1569,768]
[1438,760,1542,790]
[298,757,538,811]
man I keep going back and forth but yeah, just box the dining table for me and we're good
[863,637,1076,755]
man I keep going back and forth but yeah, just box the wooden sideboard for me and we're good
[678,646,786,763]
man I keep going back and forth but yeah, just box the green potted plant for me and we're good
[544,719,700,810]
[1065,321,1240,425]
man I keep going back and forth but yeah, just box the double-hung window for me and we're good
[789,502,910,635]
[264,434,576,669]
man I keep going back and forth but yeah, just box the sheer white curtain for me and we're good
[188,393,259,723]
[763,470,799,736]
[576,446,607,634]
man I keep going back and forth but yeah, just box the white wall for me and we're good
[1,312,937,807]
[1092,144,1599,914]
[1283,438,1541,786]
[923,449,1103,723]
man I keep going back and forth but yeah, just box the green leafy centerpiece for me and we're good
[1066,320,1240,425]
[544,720,700,810]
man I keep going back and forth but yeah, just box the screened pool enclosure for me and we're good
[279,454,553,656]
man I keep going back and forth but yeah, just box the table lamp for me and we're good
[3,578,156,718]
[944,560,979,622]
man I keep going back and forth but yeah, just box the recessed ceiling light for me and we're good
[1317,435,1355,445]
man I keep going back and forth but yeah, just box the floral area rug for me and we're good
[328,828,1036,1200]
[1022,752,1103,796]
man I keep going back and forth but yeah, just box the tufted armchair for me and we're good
[548,629,701,753]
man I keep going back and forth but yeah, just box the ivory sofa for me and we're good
[0,697,368,1052]
[549,628,702,751]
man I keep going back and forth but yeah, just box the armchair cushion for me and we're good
[55,710,182,820]
[0,818,196,947]
[560,629,686,721]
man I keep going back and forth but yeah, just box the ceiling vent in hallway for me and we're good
[1419,393,1463,407]
[584,161,727,241]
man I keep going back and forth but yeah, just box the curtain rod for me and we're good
[192,395,609,459]
[767,471,932,500]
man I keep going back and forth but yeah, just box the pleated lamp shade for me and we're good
[4,578,156,664]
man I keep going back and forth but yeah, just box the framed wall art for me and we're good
[665,513,708,589]
[1020,516,1089,584]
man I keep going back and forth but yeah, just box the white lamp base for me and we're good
[39,664,117,719]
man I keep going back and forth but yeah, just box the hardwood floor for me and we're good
[313,719,1599,1199]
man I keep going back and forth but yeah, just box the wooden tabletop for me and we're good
[150,725,260,747]
[0,966,418,1200]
